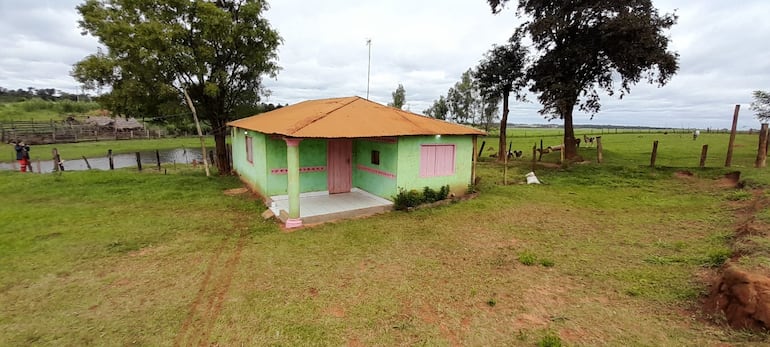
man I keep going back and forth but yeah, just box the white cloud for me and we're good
[0,0,769,129]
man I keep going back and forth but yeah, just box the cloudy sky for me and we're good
[1,0,769,129]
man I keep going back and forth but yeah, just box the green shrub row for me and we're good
[392,185,450,210]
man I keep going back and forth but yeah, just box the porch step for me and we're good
[301,204,393,225]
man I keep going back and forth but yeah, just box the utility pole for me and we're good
[366,38,372,100]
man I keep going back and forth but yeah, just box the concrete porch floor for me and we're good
[269,188,394,225]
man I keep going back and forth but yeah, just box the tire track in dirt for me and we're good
[174,236,247,346]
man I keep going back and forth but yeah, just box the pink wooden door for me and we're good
[327,139,352,194]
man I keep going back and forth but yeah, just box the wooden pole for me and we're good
[596,136,603,164]
[725,105,740,167]
[156,150,161,171]
[183,89,210,177]
[756,123,769,168]
[36,158,41,174]
[700,145,709,168]
[52,148,63,172]
[538,139,544,161]
[477,140,486,159]
[136,152,142,171]
[82,156,92,170]
[650,140,659,168]
[531,143,537,171]
[108,149,114,170]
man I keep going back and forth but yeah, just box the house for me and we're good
[226,96,485,228]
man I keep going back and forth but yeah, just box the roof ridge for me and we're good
[285,97,359,135]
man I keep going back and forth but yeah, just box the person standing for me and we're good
[14,141,31,172]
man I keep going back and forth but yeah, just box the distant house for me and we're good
[227,96,484,228]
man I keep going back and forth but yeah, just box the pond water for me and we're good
[0,148,205,173]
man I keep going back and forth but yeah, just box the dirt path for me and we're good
[174,236,247,346]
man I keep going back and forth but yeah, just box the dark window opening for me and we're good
[371,150,380,165]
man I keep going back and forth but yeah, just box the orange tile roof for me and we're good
[227,96,486,138]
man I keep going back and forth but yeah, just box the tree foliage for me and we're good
[447,69,479,125]
[424,95,449,120]
[751,90,770,121]
[475,34,527,160]
[0,87,91,103]
[488,0,679,159]
[388,84,406,109]
[73,0,281,174]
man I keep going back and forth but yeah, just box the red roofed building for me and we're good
[227,96,484,228]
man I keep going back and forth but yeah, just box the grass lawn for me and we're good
[1,130,769,345]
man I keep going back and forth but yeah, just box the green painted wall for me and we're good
[231,132,474,199]
[396,135,473,196]
[352,139,398,199]
[265,137,328,196]
[232,128,267,196]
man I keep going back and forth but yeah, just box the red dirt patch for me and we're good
[702,187,770,331]
[675,170,694,178]
[327,305,346,318]
[308,287,319,298]
[717,171,742,189]
[704,266,770,330]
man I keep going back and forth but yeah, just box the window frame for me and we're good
[245,135,254,164]
[419,144,455,177]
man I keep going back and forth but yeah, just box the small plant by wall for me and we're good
[392,185,450,210]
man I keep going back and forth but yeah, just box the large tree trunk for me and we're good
[212,120,231,175]
[561,98,578,160]
[498,91,510,162]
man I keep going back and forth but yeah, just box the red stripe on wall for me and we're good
[356,164,396,179]
[270,166,326,174]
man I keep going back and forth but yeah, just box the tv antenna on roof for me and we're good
[366,38,372,100]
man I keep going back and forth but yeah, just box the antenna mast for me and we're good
[366,38,372,99]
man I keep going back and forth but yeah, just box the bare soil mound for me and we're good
[704,266,770,330]
[702,185,770,331]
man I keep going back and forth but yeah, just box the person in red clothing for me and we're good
[14,141,31,172]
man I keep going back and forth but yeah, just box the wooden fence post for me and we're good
[156,150,161,171]
[596,136,603,163]
[538,139,544,161]
[136,152,142,171]
[108,149,114,170]
[756,123,769,168]
[477,140,486,159]
[531,143,537,171]
[82,156,92,170]
[650,140,659,168]
[700,145,709,168]
[36,158,41,173]
[725,105,740,167]
[52,148,63,172]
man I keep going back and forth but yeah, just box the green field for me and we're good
[0,98,102,122]
[1,131,769,346]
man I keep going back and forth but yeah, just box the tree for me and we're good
[423,95,449,120]
[388,84,406,109]
[488,0,679,160]
[475,34,527,161]
[751,90,770,121]
[479,95,500,133]
[447,69,478,124]
[74,0,281,174]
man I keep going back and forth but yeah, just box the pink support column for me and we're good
[284,137,303,228]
